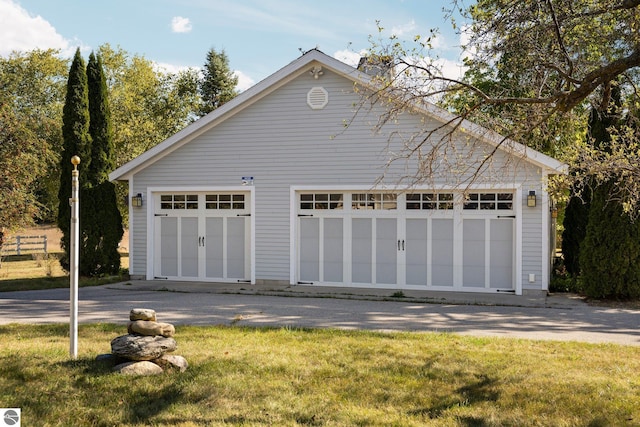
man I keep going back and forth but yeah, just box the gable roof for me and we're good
[109,49,567,181]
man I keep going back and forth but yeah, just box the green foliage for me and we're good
[0,101,43,231]
[79,182,123,276]
[579,89,640,299]
[83,53,123,276]
[99,44,201,167]
[561,192,590,276]
[57,50,124,276]
[198,47,238,116]
[86,52,114,184]
[98,44,201,221]
[580,181,640,299]
[0,49,67,223]
[57,48,91,270]
[1,45,202,228]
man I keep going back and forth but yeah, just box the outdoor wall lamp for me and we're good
[132,193,143,207]
[527,190,537,207]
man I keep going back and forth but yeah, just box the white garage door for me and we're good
[153,192,251,282]
[296,191,515,292]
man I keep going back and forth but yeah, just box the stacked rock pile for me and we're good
[104,308,188,375]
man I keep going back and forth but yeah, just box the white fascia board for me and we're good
[411,102,568,175]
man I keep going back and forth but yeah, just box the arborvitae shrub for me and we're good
[580,181,640,299]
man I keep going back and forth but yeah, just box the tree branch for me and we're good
[545,0,574,83]
[558,47,640,111]
[567,0,640,19]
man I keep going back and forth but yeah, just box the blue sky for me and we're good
[0,0,468,90]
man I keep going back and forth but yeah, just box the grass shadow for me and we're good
[409,373,500,420]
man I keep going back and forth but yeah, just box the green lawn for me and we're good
[1,324,638,426]
[0,254,128,292]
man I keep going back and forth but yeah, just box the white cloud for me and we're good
[153,62,195,74]
[459,24,476,61]
[234,70,255,92]
[0,0,72,56]
[171,16,192,33]
[390,20,417,37]
[436,57,466,81]
[333,49,367,67]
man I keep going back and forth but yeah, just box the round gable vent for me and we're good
[307,86,328,110]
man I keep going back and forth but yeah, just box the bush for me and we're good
[549,259,581,293]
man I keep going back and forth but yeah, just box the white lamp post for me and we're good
[69,155,80,359]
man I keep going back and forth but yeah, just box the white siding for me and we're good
[129,66,548,287]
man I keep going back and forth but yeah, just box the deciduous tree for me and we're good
[98,44,201,221]
[0,97,45,232]
[0,49,67,222]
[364,0,640,213]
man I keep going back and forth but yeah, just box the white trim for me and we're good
[289,187,297,284]
[515,187,523,295]
[146,186,154,280]
[127,176,135,276]
[541,186,550,291]
[452,194,463,288]
[146,185,255,284]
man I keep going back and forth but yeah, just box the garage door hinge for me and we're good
[298,214,314,217]
[154,214,168,217]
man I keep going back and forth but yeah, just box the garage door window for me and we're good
[464,193,513,210]
[300,193,343,210]
[160,194,198,210]
[406,193,454,210]
[206,194,245,210]
[352,193,397,210]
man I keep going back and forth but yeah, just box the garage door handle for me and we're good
[398,240,405,251]
[202,236,205,247]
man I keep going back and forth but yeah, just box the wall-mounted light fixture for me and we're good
[132,193,143,207]
[527,190,537,207]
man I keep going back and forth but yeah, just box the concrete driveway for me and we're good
[1,282,639,346]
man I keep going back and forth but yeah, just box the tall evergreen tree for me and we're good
[580,180,640,299]
[561,189,590,276]
[83,52,123,276]
[57,48,91,271]
[561,104,610,276]
[579,85,640,299]
[198,48,238,116]
[87,52,115,185]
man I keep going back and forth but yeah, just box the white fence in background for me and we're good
[1,235,48,256]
